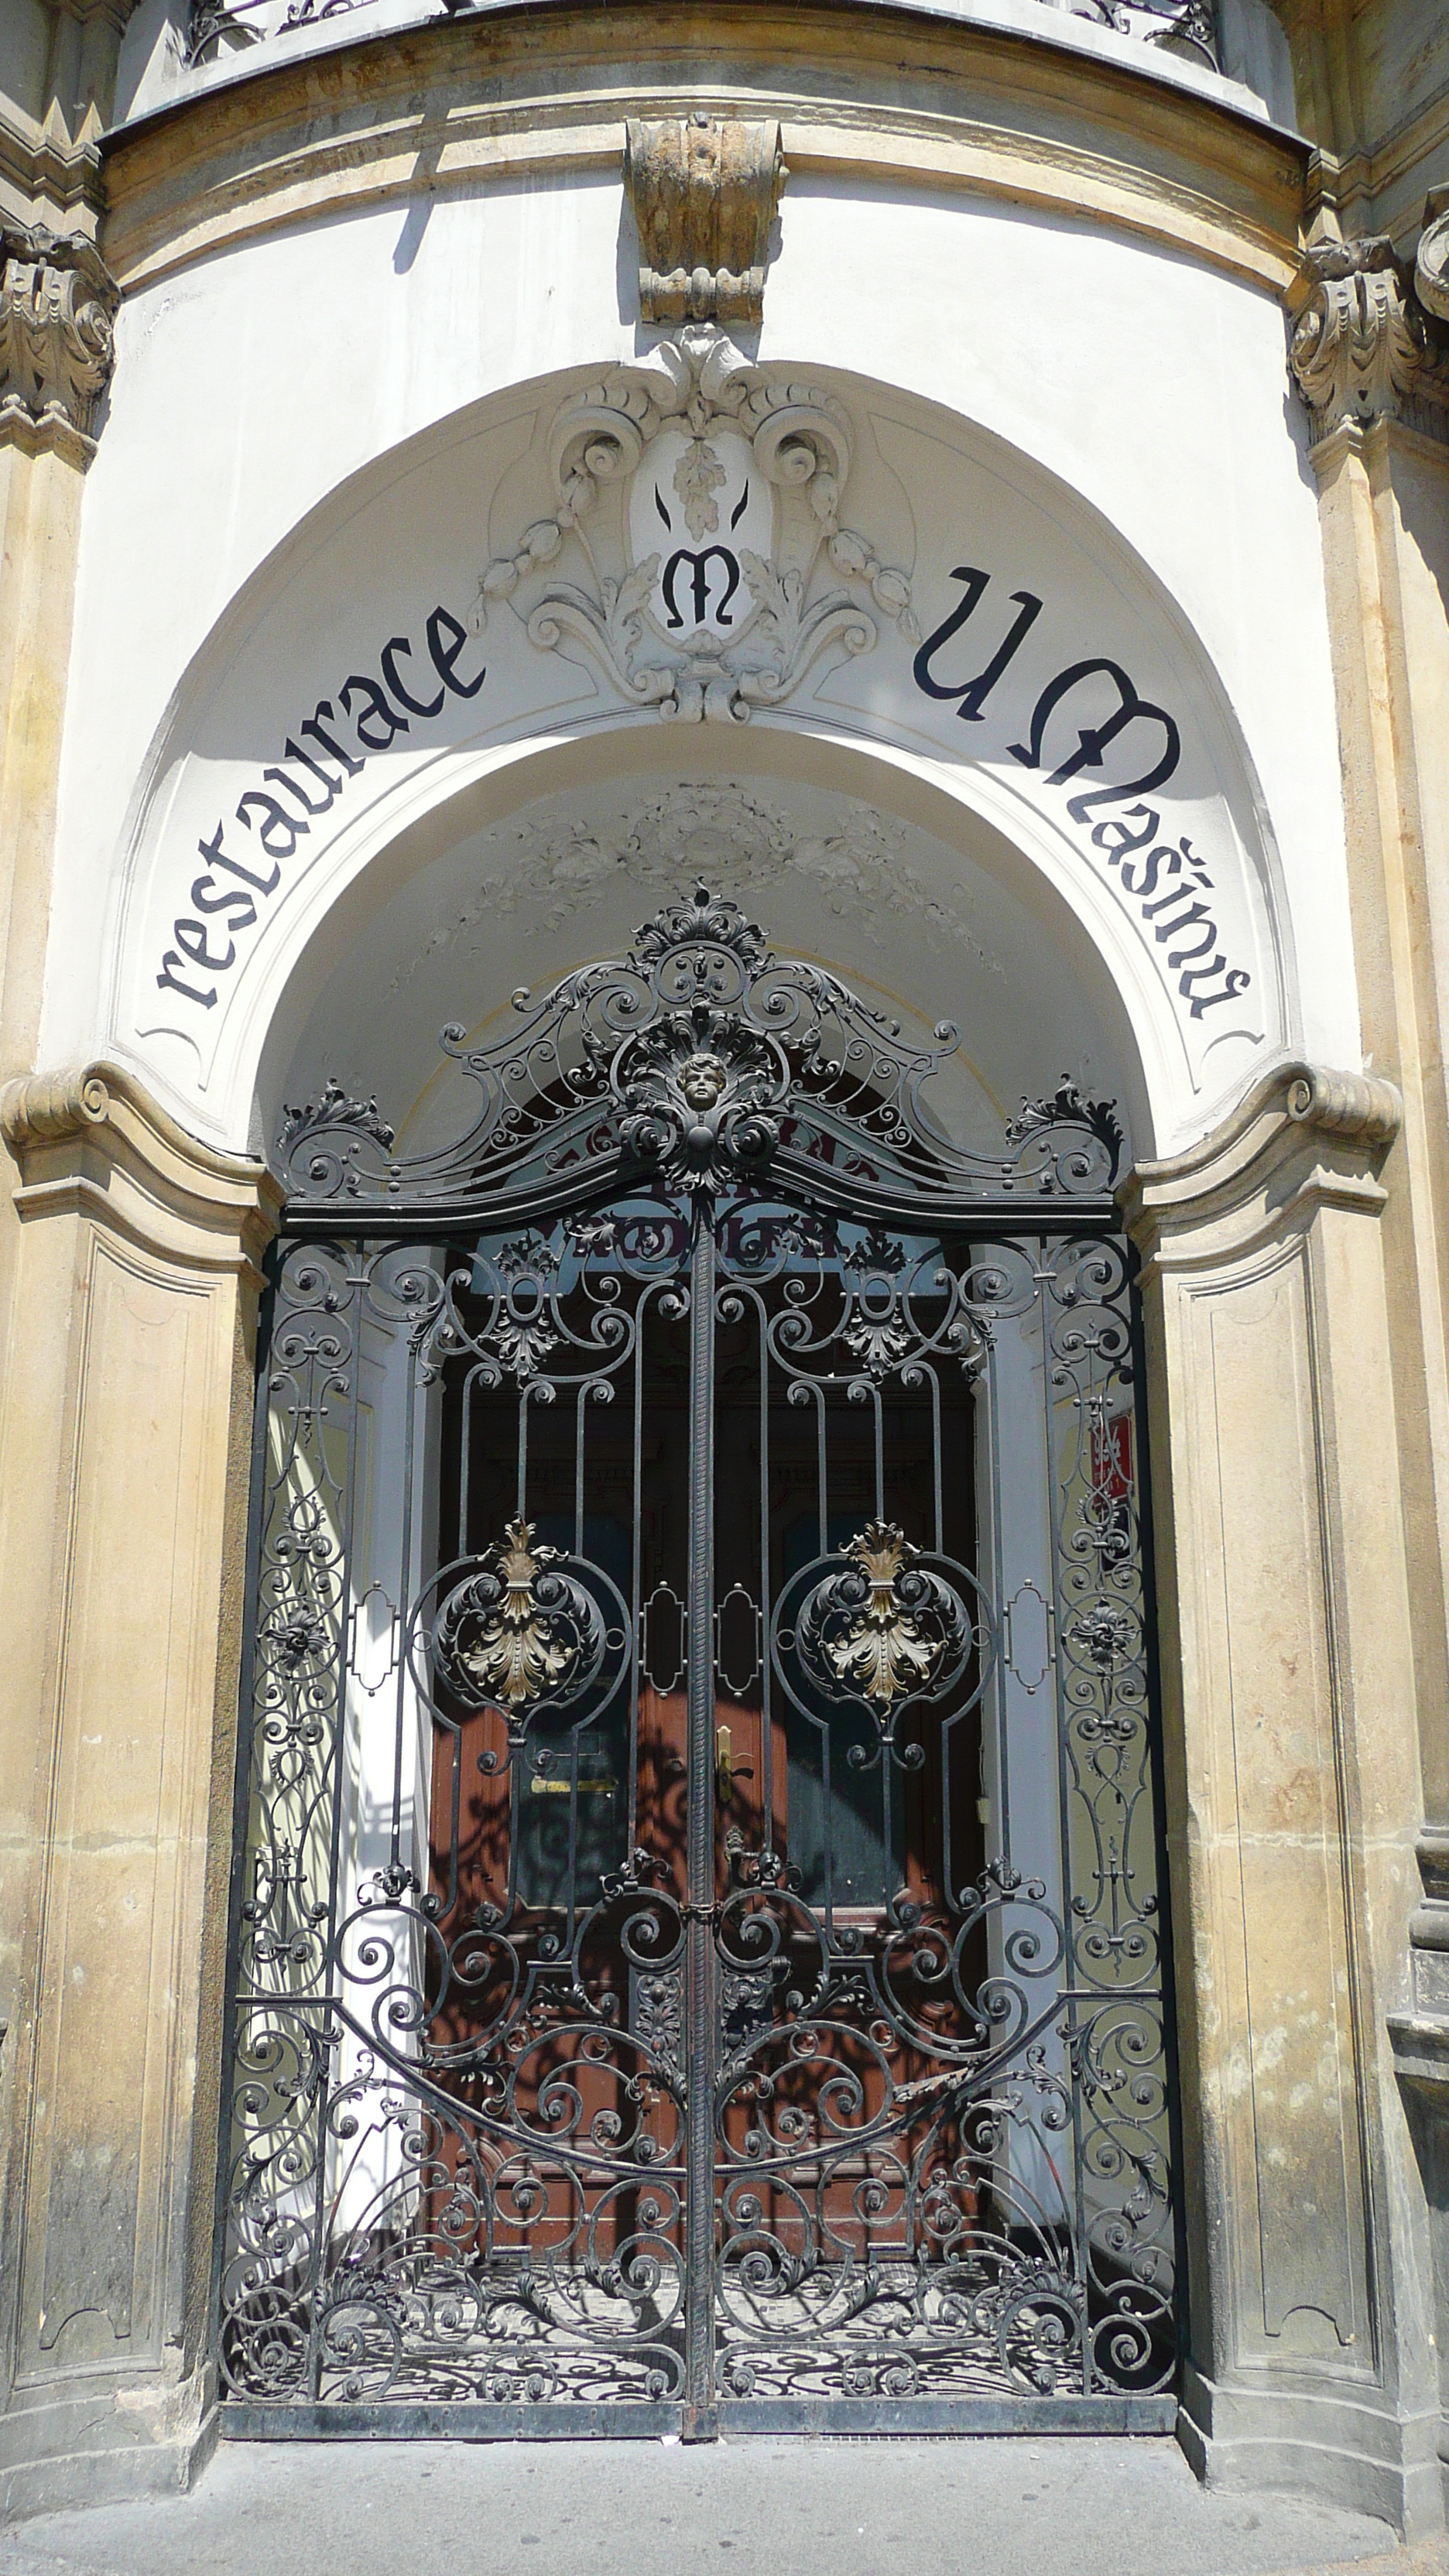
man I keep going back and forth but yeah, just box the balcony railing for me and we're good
[186,0,1221,80]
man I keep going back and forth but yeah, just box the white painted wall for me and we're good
[46,163,1355,1157]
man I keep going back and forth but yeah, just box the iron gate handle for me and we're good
[715,1722,753,1804]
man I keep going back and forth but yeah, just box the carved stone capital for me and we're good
[624,115,786,327]
[0,224,119,467]
[1287,238,1424,431]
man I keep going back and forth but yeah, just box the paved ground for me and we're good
[2,2437,1447,2576]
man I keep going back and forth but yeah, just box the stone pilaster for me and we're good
[0,1065,279,2517]
[1286,200,1449,2517]
[1124,1063,1440,2532]
[0,227,118,1123]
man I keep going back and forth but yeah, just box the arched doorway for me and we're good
[218,887,1177,2435]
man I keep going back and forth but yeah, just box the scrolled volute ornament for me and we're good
[1416,190,1449,326]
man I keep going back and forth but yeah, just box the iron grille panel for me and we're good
[216,892,1179,2427]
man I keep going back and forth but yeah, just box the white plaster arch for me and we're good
[79,348,1312,1161]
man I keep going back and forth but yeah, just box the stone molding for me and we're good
[0,224,118,467]
[1388,2007,1449,2093]
[623,115,786,326]
[99,10,1306,302]
[0,1060,282,1277]
[1121,1059,1402,1269]
[1288,223,1449,445]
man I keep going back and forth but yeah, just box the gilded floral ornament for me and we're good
[824,1524,946,1706]
[788,1521,987,1729]
[430,1520,614,1721]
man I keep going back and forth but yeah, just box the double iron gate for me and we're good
[218,889,1179,2435]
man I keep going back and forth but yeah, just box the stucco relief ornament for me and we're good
[480,324,916,724]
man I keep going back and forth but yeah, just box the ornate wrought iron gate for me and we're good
[218,890,1179,2436]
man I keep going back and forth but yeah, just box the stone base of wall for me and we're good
[0,2370,217,2523]
[1178,2363,1444,2537]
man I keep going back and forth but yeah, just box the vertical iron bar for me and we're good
[308,1247,366,2399]
[756,1290,773,1863]
[1039,1245,1090,2393]
[683,1204,718,2440]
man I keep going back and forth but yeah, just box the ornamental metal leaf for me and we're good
[817,1522,951,1708]
[789,1519,986,1730]
[280,1075,396,1153]
[1005,1078,1124,1186]
[431,1519,601,1714]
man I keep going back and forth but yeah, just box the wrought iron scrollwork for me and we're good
[277,887,1124,1222]
[221,889,1175,2429]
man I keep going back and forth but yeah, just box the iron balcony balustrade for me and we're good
[185,0,1220,80]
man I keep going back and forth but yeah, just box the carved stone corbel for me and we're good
[624,115,786,327]
[0,224,118,467]
[1287,237,1424,430]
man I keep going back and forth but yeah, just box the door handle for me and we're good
[716,1723,754,1804]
